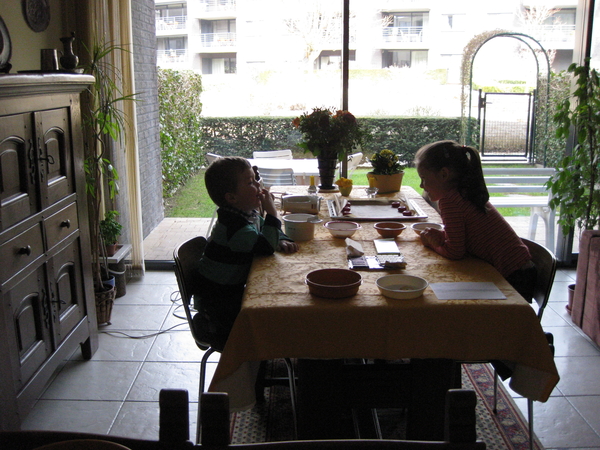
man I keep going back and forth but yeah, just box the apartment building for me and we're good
[155,0,576,77]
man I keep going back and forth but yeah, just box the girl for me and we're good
[414,140,535,301]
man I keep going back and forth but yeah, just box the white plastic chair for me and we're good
[256,167,296,188]
[252,150,293,160]
[206,153,222,165]
[347,152,363,177]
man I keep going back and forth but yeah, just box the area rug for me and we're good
[230,362,543,450]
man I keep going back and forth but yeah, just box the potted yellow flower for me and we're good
[367,149,405,193]
[293,107,365,189]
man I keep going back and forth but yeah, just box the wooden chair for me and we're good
[0,389,485,450]
[173,237,298,443]
[255,167,296,188]
[253,150,293,159]
[201,391,486,449]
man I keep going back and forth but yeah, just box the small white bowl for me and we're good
[282,214,322,241]
[411,222,444,236]
[376,274,429,299]
[324,221,362,238]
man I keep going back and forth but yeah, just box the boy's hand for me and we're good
[279,240,299,253]
[259,188,278,217]
[419,228,445,248]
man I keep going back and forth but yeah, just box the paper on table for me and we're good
[430,282,506,300]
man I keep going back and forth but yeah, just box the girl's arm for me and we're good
[425,198,467,260]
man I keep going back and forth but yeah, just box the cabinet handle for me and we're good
[19,245,32,256]
[61,219,71,228]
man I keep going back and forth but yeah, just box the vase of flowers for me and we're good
[367,149,405,194]
[293,107,365,190]
[335,177,353,196]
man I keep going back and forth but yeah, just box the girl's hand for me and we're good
[279,240,299,253]
[419,228,446,248]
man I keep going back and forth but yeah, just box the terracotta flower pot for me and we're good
[367,172,404,194]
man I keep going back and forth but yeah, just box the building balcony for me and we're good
[198,0,236,17]
[157,49,188,67]
[200,32,236,49]
[156,16,188,35]
[382,26,424,44]
[525,24,576,49]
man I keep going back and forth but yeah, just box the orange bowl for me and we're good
[374,222,406,238]
[306,268,362,299]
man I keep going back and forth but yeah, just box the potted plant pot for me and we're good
[367,172,404,194]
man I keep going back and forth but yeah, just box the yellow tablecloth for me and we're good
[209,186,559,410]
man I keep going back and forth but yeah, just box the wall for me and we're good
[0,0,66,72]
[0,0,164,243]
[130,0,164,238]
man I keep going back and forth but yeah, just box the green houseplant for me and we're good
[293,107,366,189]
[548,59,600,233]
[547,59,600,342]
[367,149,406,194]
[81,39,136,322]
[99,210,123,256]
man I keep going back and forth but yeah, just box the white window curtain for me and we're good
[73,0,146,277]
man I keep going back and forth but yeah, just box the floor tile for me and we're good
[554,356,600,396]
[109,401,161,440]
[41,361,142,401]
[70,330,156,362]
[126,361,203,402]
[568,396,600,438]
[102,304,172,331]
[21,400,122,434]
[114,283,179,305]
[546,326,600,357]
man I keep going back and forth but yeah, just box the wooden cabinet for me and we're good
[0,74,98,430]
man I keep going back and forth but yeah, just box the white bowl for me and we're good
[282,214,322,241]
[324,221,361,238]
[411,222,444,236]
[376,274,428,299]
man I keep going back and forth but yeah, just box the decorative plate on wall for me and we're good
[22,0,51,32]
[0,15,11,73]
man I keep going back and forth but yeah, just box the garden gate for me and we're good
[478,90,535,162]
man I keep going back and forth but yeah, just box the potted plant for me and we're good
[100,210,123,257]
[367,149,406,194]
[81,39,136,323]
[293,107,366,190]
[547,59,600,343]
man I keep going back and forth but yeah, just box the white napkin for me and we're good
[430,282,506,300]
[345,238,364,257]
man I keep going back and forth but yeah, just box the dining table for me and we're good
[208,185,560,440]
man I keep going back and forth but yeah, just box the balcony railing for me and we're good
[526,24,576,43]
[200,32,236,48]
[199,0,236,13]
[382,26,424,43]
[157,49,188,66]
[156,16,187,31]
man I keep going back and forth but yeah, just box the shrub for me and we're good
[158,68,204,197]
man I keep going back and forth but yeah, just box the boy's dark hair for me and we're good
[205,156,252,207]
[415,140,489,212]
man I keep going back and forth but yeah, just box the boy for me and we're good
[196,157,298,349]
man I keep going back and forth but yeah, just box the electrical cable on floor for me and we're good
[98,288,195,339]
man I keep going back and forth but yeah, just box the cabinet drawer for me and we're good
[44,203,78,250]
[0,223,44,285]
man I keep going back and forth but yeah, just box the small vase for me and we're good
[59,33,79,70]
[367,171,404,194]
[339,185,352,196]
[317,155,338,190]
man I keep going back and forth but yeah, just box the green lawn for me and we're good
[165,166,528,218]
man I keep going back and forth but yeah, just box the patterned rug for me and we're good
[230,362,543,450]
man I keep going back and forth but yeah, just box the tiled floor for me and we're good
[20,217,600,449]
